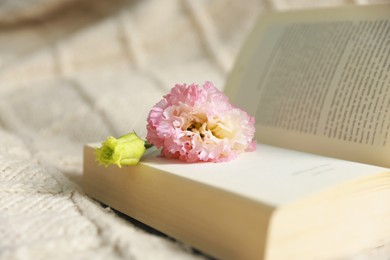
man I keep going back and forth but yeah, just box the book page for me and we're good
[225,4,390,167]
[141,143,387,207]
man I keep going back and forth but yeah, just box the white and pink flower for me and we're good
[146,82,255,162]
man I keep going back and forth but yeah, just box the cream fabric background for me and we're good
[0,0,389,259]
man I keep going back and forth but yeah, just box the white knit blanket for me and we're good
[1,0,389,259]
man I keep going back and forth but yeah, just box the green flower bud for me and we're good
[95,133,146,167]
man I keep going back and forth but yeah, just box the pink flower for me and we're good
[146,82,256,162]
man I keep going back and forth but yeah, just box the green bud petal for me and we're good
[95,132,146,167]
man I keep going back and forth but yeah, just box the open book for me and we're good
[83,4,390,260]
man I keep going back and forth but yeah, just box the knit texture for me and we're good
[0,0,389,259]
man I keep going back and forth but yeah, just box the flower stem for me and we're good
[144,141,154,149]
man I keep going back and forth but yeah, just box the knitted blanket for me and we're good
[0,0,389,259]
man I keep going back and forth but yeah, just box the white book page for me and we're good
[224,4,390,168]
[142,143,386,207]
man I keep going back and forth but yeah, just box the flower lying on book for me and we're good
[95,133,148,167]
[147,81,255,162]
[96,81,255,166]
